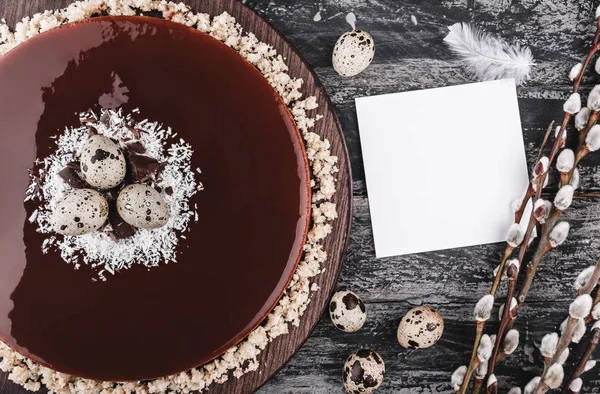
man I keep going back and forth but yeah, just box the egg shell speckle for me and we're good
[332,30,375,77]
[343,349,385,394]
[117,184,169,229]
[80,135,127,190]
[397,306,444,349]
[52,189,109,236]
[330,290,367,332]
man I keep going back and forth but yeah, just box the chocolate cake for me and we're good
[0,17,310,381]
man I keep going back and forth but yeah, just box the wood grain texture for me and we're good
[0,1,352,393]
[3,0,600,393]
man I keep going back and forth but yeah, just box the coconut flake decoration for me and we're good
[332,30,375,77]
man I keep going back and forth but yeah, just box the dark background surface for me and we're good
[3,0,600,393]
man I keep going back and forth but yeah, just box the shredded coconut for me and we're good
[26,108,198,280]
[0,1,339,393]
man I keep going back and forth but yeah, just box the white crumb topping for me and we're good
[26,108,199,280]
[0,1,339,393]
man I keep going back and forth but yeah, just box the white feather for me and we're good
[444,22,534,85]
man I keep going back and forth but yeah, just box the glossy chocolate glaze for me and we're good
[0,17,310,381]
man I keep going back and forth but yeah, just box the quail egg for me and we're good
[332,30,375,77]
[330,290,367,332]
[80,135,127,190]
[397,306,444,349]
[117,184,169,229]
[52,189,109,236]
[343,349,385,394]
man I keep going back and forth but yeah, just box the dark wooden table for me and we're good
[3,0,600,393]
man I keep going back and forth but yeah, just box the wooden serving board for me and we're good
[0,1,352,393]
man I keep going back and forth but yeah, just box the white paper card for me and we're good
[356,79,529,258]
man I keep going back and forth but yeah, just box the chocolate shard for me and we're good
[58,167,87,189]
[99,111,111,127]
[66,161,81,171]
[87,124,99,136]
[164,186,174,196]
[128,152,161,183]
[126,141,146,154]
[108,202,136,240]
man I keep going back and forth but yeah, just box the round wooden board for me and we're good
[0,1,352,393]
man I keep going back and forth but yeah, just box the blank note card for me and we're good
[356,79,529,258]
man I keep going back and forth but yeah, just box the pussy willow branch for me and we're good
[579,262,600,296]
[517,210,561,306]
[459,323,485,394]
[561,327,600,394]
[472,379,483,394]
[585,279,600,324]
[457,15,600,394]
[512,122,554,226]
[508,14,600,324]
[488,216,537,381]
[463,123,564,394]
[536,122,556,164]
[572,17,600,93]
[484,140,561,394]
[494,113,594,372]
[458,140,547,394]
[557,258,600,392]
[594,290,600,311]
[517,109,598,309]
[484,18,600,392]
[536,261,600,393]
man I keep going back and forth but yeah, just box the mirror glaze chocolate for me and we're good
[0,17,310,381]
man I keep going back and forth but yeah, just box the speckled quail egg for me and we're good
[80,135,127,190]
[397,306,444,349]
[52,189,109,236]
[332,30,375,77]
[117,184,169,229]
[343,349,385,394]
[330,290,367,332]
